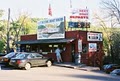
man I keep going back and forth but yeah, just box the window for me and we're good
[54,45,58,47]
[82,44,88,53]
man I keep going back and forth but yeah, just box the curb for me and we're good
[53,64,100,71]
[53,64,76,69]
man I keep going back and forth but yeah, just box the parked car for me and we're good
[0,53,6,57]
[110,69,120,76]
[104,64,120,73]
[0,52,20,65]
[9,52,54,70]
[0,53,6,62]
[103,64,118,71]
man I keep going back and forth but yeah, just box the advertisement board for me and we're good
[37,17,65,40]
[89,43,97,52]
[87,32,102,41]
[68,21,90,28]
[70,8,89,19]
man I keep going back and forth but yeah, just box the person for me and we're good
[55,47,62,63]
[39,49,42,54]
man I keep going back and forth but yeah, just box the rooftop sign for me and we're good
[37,17,65,40]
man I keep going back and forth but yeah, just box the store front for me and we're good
[16,30,104,67]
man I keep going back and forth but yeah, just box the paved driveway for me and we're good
[0,65,120,81]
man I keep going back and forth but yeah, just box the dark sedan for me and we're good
[0,52,20,65]
[110,69,120,76]
[9,52,53,70]
[104,64,120,73]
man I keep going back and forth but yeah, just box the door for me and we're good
[30,53,47,66]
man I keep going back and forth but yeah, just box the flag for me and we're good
[48,4,52,16]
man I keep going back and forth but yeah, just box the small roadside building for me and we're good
[16,17,104,67]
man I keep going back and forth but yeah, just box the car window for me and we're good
[4,52,15,58]
[31,53,42,58]
[27,54,35,59]
[15,53,28,59]
[35,53,42,58]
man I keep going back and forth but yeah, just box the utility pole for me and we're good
[6,8,10,53]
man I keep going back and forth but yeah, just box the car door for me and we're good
[27,53,38,66]
[33,53,47,66]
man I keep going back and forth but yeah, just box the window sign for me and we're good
[78,39,82,52]
[87,32,102,41]
[89,43,97,52]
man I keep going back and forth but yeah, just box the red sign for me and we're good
[70,9,89,19]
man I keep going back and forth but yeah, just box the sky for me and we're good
[0,0,100,20]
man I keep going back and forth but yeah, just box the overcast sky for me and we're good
[0,0,100,20]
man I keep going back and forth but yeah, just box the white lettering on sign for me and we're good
[87,32,102,41]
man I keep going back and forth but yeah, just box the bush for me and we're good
[0,40,5,52]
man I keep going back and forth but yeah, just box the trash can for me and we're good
[75,53,81,65]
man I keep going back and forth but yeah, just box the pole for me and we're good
[6,8,10,53]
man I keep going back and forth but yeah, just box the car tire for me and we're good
[24,63,31,70]
[46,61,52,67]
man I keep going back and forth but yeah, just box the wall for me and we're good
[21,34,37,41]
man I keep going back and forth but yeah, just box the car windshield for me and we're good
[4,52,15,58]
[14,53,28,59]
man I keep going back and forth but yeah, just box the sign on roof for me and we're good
[70,8,89,19]
[37,17,65,40]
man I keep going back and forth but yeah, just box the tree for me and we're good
[10,15,39,50]
[0,40,5,53]
[100,0,120,25]
[99,0,120,63]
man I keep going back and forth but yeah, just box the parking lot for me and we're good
[0,64,120,81]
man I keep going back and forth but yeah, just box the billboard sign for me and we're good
[70,8,89,19]
[37,17,65,40]
[68,21,90,28]
[87,32,102,41]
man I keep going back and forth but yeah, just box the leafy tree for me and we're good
[10,15,40,49]
[0,40,5,53]
[97,0,120,64]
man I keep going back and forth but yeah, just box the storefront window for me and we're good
[26,45,30,52]
[82,44,88,53]
[49,45,52,47]
[54,45,58,47]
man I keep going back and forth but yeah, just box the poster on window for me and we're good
[78,39,82,52]
[89,43,97,52]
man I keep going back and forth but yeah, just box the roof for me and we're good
[16,38,75,44]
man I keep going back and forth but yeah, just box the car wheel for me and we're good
[24,63,31,70]
[46,61,52,67]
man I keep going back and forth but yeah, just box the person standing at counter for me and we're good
[55,47,62,63]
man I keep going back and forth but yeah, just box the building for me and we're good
[17,30,104,67]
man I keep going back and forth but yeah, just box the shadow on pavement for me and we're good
[65,74,120,81]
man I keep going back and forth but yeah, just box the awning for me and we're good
[16,38,75,44]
